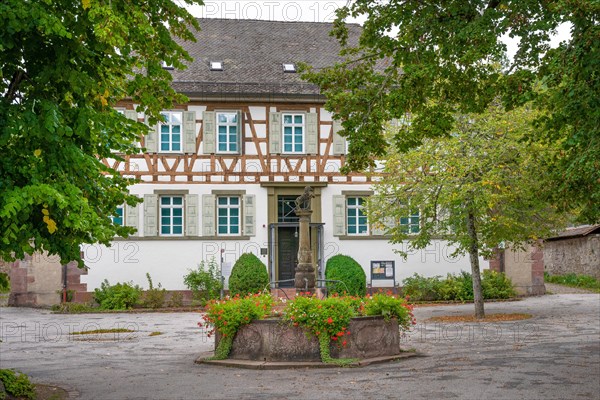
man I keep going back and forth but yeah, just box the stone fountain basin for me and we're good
[216,316,400,362]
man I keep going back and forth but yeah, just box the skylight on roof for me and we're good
[161,61,174,70]
[210,61,223,71]
[282,63,297,73]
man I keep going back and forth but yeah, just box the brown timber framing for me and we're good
[108,100,377,184]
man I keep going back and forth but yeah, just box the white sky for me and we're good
[184,1,571,59]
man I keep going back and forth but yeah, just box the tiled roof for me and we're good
[546,225,600,241]
[170,18,362,98]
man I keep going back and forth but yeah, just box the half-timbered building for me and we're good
[84,19,471,291]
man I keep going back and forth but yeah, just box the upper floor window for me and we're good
[160,111,182,152]
[217,196,240,235]
[282,113,304,154]
[160,196,184,236]
[217,112,239,153]
[346,197,368,235]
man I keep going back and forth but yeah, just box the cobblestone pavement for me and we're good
[1,293,599,400]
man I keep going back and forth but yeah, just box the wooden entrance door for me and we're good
[277,227,298,287]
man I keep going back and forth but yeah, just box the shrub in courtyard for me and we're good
[402,271,515,301]
[183,258,222,305]
[481,270,516,299]
[401,273,444,301]
[325,254,367,296]
[142,273,166,309]
[93,279,142,310]
[0,369,36,399]
[228,253,269,297]
[439,271,473,301]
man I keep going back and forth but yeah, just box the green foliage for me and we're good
[545,272,600,293]
[93,279,142,310]
[363,293,414,330]
[183,258,222,305]
[228,253,269,297]
[439,272,474,302]
[0,0,203,266]
[51,302,96,314]
[142,273,166,309]
[168,292,184,308]
[284,293,414,364]
[402,272,515,302]
[303,0,599,223]
[55,289,75,302]
[482,270,517,299]
[0,273,9,293]
[0,369,36,399]
[200,293,273,360]
[401,274,444,302]
[325,255,367,297]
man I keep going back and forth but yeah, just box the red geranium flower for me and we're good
[327,317,334,324]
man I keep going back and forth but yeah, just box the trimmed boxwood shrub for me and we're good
[325,254,367,296]
[228,253,269,296]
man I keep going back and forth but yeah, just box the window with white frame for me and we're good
[282,113,304,153]
[159,111,182,152]
[400,210,420,234]
[217,112,239,153]
[160,196,184,235]
[346,197,368,235]
[217,196,240,235]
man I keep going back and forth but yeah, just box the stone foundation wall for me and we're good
[544,236,600,280]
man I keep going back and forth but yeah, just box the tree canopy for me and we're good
[303,0,599,223]
[368,101,566,317]
[0,0,202,266]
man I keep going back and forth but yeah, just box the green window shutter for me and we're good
[185,194,199,236]
[143,194,158,237]
[125,200,139,232]
[243,194,256,236]
[269,112,281,154]
[143,116,159,153]
[333,195,346,236]
[183,111,197,154]
[203,111,216,154]
[332,120,346,155]
[202,194,216,236]
[236,111,243,154]
[124,110,138,121]
[305,113,318,155]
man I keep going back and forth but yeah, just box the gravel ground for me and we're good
[544,282,598,294]
[1,293,599,400]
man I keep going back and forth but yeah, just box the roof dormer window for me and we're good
[282,63,296,73]
[210,61,223,71]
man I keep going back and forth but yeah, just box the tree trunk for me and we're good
[466,210,485,319]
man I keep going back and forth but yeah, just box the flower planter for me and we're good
[216,316,400,362]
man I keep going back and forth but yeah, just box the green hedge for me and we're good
[228,253,269,296]
[325,254,366,296]
[401,270,515,302]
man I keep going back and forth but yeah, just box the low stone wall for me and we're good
[220,316,400,362]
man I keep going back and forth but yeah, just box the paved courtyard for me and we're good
[1,293,599,399]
